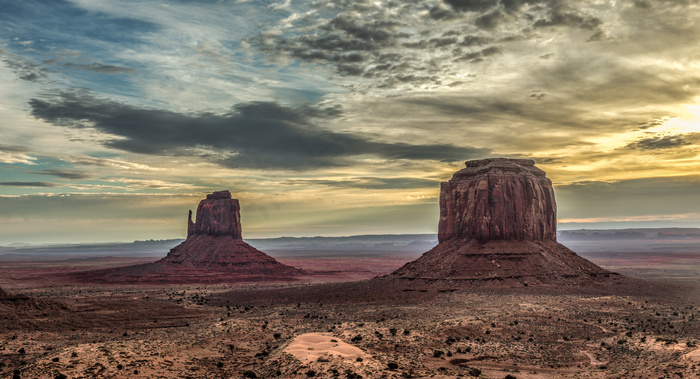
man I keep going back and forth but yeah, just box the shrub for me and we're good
[387,362,399,370]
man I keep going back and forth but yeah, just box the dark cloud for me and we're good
[442,0,496,13]
[475,9,507,29]
[63,62,137,74]
[284,177,439,190]
[0,144,30,153]
[461,35,492,47]
[1,54,49,82]
[636,118,668,130]
[624,134,695,150]
[29,90,490,170]
[36,169,92,180]
[0,182,57,187]
[454,46,503,63]
[530,7,608,40]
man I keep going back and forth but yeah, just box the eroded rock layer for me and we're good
[389,158,620,287]
[187,190,242,238]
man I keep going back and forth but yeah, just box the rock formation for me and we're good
[0,287,6,298]
[389,158,620,287]
[438,158,556,242]
[187,190,241,238]
[75,190,300,283]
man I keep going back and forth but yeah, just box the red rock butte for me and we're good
[388,158,621,287]
[75,190,300,284]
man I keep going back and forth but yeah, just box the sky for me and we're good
[1,0,699,244]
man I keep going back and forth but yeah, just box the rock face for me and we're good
[187,190,242,238]
[75,191,300,284]
[389,158,620,287]
[438,158,556,242]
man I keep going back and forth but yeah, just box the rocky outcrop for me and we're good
[388,158,620,287]
[0,287,6,298]
[75,191,300,284]
[157,191,297,274]
[438,158,556,242]
[187,190,242,238]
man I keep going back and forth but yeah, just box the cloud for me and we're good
[248,0,620,91]
[624,134,696,150]
[1,53,49,82]
[0,182,57,187]
[0,144,30,153]
[442,0,496,13]
[36,169,92,180]
[29,90,490,170]
[284,177,439,190]
[63,62,138,74]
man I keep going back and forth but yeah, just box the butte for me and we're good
[387,158,623,287]
[75,190,300,284]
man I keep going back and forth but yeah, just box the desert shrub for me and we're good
[403,329,410,335]
[387,362,399,370]
[467,367,482,377]
[389,328,397,336]
[433,350,444,358]
[18,348,25,355]
[356,357,363,362]
[242,370,258,378]
[54,374,67,379]
[351,335,363,342]
[306,369,317,377]
[505,375,518,379]
[52,357,59,362]
[217,362,224,368]
[273,333,281,339]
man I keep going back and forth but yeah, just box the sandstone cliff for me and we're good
[439,158,556,242]
[187,190,242,238]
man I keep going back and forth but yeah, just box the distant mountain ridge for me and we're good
[2,228,699,260]
[558,228,700,241]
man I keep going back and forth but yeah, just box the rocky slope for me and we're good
[388,158,621,287]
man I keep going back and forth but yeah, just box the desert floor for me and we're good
[1,248,700,378]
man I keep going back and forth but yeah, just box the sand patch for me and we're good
[284,332,367,364]
[684,349,700,362]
